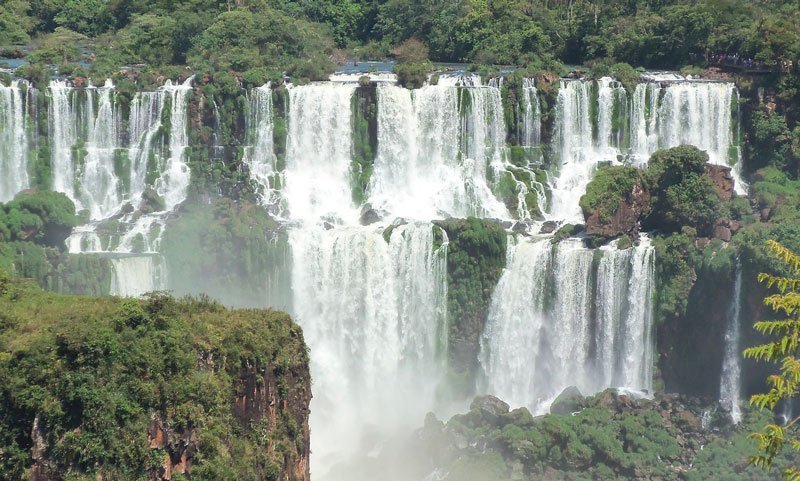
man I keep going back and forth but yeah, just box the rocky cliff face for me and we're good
[584,181,650,238]
[0,284,311,481]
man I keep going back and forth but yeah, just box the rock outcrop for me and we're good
[584,181,650,239]
[705,164,735,201]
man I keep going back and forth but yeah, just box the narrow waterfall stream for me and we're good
[720,260,744,424]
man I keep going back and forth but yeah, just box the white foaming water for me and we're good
[479,236,655,412]
[549,78,626,221]
[56,79,192,299]
[49,80,80,202]
[366,84,508,220]
[0,80,31,201]
[49,78,192,221]
[285,83,358,224]
[80,80,122,219]
[156,78,193,211]
[289,223,448,477]
[110,255,166,297]
[720,260,743,424]
[244,84,282,211]
[630,81,745,192]
[520,78,541,148]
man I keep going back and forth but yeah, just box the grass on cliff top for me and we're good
[0,277,308,480]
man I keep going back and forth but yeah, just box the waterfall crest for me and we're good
[366,84,509,220]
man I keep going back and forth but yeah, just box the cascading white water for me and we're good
[549,78,625,221]
[720,260,743,424]
[110,255,166,297]
[0,80,31,201]
[49,80,80,202]
[366,84,508,220]
[630,81,745,192]
[284,83,358,223]
[244,84,282,211]
[520,78,541,148]
[479,236,655,412]
[289,223,448,476]
[156,78,193,211]
[79,80,122,220]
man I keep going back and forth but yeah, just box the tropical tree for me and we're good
[747,240,800,480]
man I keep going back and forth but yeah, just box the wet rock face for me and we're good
[705,164,735,201]
[232,363,312,481]
[584,182,650,239]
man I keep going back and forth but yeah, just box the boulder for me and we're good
[360,207,381,226]
[470,395,510,426]
[704,164,735,201]
[584,182,649,238]
[540,221,558,234]
[550,386,584,415]
[714,225,732,242]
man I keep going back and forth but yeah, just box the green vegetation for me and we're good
[645,146,722,235]
[746,241,800,480]
[395,392,800,481]
[580,165,642,222]
[392,38,433,89]
[0,191,110,296]
[4,1,800,89]
[161,198,289,308]
[0,191,78,247]
[434,218,506,389]
[0,280,309,480]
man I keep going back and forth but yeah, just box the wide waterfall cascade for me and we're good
[630,81,745,192]
[284,83,359,224]
[366,84,509,220]
[720,260,744,424]
[244,84,281,211]
[0,80,32,201]
[54,78,192,299]
[49,77,193,224]
[289,223,448,476]
[549,78,627,221]
[479,236,655,412]
[109,255,167,297]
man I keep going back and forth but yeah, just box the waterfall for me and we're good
[284,83,358,224]
[289,223,448,475]
[49,80,80,202]
[128,89,167,207]
[110,255,166,297]
[479,236,655,412]
[720,260,743,424]
[156,78,192,211]
[0,80,31,201]
[79,80,122,220]
[549,78,625,221]
[520,78,541,148]
[366,84,508,220]
[244,84,281,211]
[629,81,745,192]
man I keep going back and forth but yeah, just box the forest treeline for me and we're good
[1,0,799,81]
